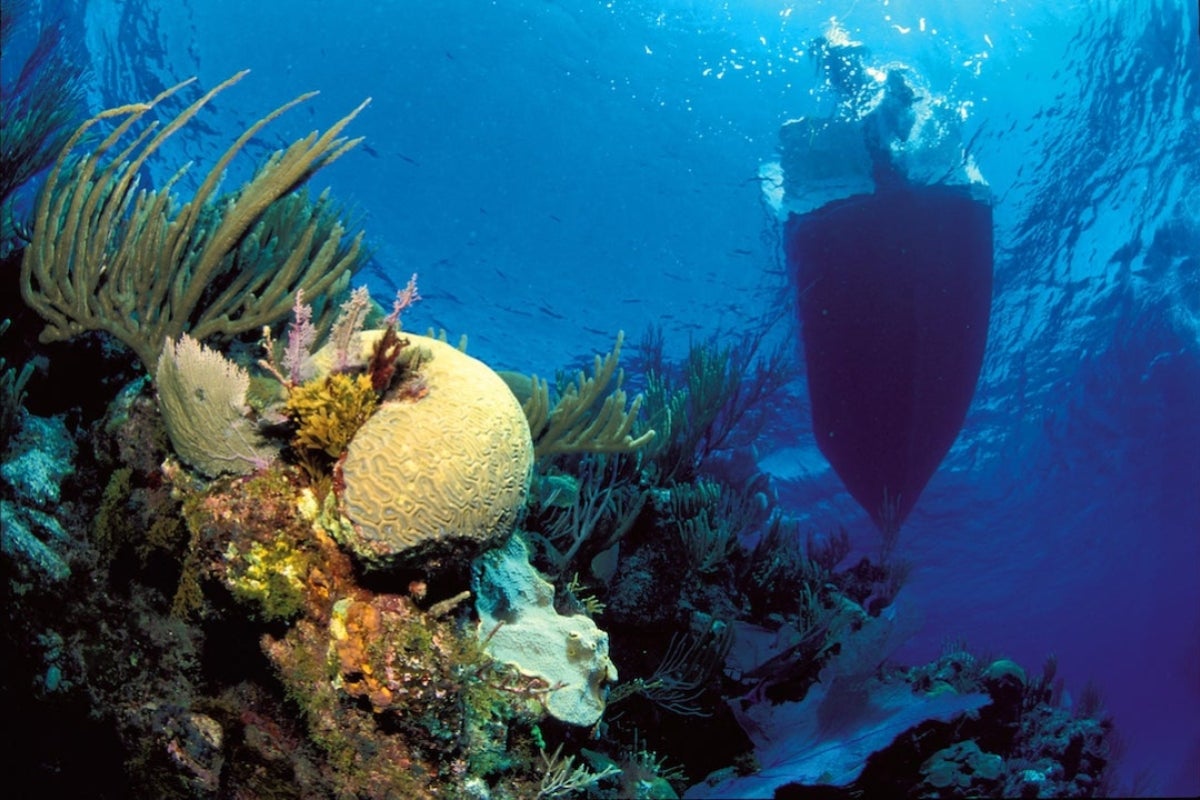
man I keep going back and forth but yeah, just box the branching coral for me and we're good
[536,744,620,798]
[637,325,794,485]
[662,478,762,574]
[738,513,839,619]
[523,331,656,461]
[0,318,33,446]
[609,620,733,717]
[527,454,648,577]
[0,0,86,252]
[19,70,368,374]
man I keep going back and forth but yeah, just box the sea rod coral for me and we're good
[19,70,368,374]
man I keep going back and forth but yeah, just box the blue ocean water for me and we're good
[4,0,1198,795]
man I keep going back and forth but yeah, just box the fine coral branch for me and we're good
[524,331,656,460]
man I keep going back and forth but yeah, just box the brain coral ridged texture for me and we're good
[339,334,533,568]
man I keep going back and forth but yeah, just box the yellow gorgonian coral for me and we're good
[285,372,379,458]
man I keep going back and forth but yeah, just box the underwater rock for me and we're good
[326,593,472,722]
[93,376,169,476]
[339,334,533,570]
[0,499,71,581]
[1,413,74,504]
[164,711,225,795]
[472,535,618,727]
[919,739,1005,795]
[0,413,76,580]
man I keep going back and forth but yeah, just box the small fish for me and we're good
[365,260,399,292]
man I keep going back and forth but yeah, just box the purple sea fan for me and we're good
[330,286,373,373]
[281,290,318,384]
[385,273,420,327]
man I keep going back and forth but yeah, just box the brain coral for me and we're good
[338,333,533,569]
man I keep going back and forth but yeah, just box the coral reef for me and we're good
[0,312,1125,797]
[525,453,648,578]
[0,58,1124,800]
[177,464,548,798]
[636,325,795,485]
[920,739,1005,796]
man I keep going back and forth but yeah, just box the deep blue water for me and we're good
[6,0,1198,795]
